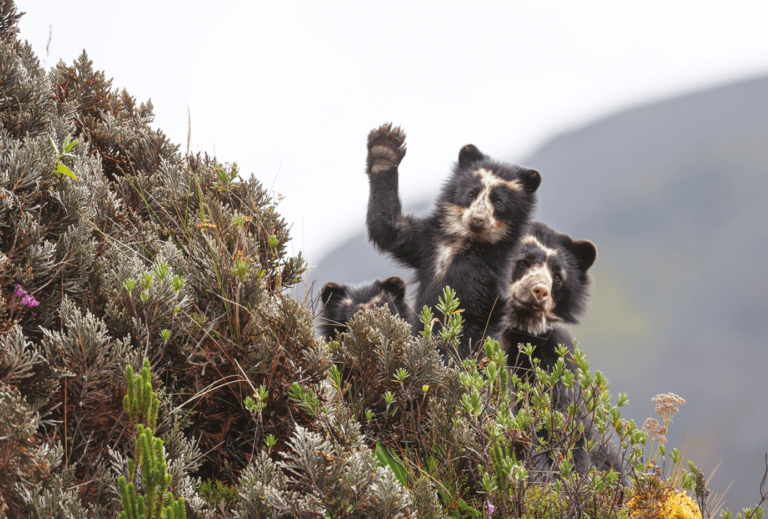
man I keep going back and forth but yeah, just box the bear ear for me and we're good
[320,282,346,305]
[572,240,598,271]
[458,144,484,168]
[380,276,406,300]
[519,168,542,193]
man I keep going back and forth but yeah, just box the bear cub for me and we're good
[317,276,412,339]
[500,221,624,479]
[365,124,541,359]
[501,220,597,357]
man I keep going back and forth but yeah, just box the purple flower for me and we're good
[14,284,27,298]
[485,502,495,517]
[22,294,39,307]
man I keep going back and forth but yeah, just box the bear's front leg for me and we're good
[365,124,422,269]
[366,123,407,177]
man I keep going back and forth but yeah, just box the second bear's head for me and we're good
[438,144,541,244]
[317,276,409,339]
[505,221,598,336]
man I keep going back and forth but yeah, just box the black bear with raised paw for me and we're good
[365,124,541,359]
[500,221,625,480]
[317,276,412,339]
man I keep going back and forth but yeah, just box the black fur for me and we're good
[501,222,625,480]
[317,276,411,339]
[365,124,541,359]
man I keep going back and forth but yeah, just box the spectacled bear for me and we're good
[365,124,541,359]
[500,221,625,480]
[502,220,597,343]
[317,276,412,339]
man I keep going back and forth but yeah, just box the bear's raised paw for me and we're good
[366,123,406,177]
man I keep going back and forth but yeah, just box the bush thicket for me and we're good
[1,2,766,518]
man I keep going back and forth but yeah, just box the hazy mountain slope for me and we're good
[306,75,768,509]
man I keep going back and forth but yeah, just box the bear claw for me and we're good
[366,123,407,177]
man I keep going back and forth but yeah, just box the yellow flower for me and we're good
[658,491,701,519]
[627,490,702,519]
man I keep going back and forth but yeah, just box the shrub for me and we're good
[0,1,766,517]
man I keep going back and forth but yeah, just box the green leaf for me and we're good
[64,139,79,153]
[49,136,59,155]
[56,163,78,181]
[375,441,407,487]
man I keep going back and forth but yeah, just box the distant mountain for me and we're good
[301,75,768,510]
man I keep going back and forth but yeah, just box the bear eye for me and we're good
[518,260,528,268]
[553,273,562,282]
[494,199,502,207]
[468,191,476,200]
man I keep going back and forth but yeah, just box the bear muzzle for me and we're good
[464,208,494,233]
[531,284,550,305]
[509,266,555,313]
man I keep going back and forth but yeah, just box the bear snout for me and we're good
[464,209,493,232]
[510,265,554,310]
[531,284,550,302]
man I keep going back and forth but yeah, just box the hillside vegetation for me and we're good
[0,2,765,518]
[308,69,768,513]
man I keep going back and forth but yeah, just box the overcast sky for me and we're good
[18,1,768,264]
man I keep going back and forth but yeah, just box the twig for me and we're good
[745,453,768,519]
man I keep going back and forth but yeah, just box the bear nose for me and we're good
[531,284,549,301]
[471,214,486,226]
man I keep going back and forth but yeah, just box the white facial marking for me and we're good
[506,263,559,335]
[473,168,522,192]
[343,297,353,306]
[521,235,558,257]
[440,172,514,245]
[514,264,553,289]
[360,294,385,311]
[465,188,496,226]
[483,224,511,243]
[442,204,472,239]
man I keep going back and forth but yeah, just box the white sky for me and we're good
[18,1,768,264]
